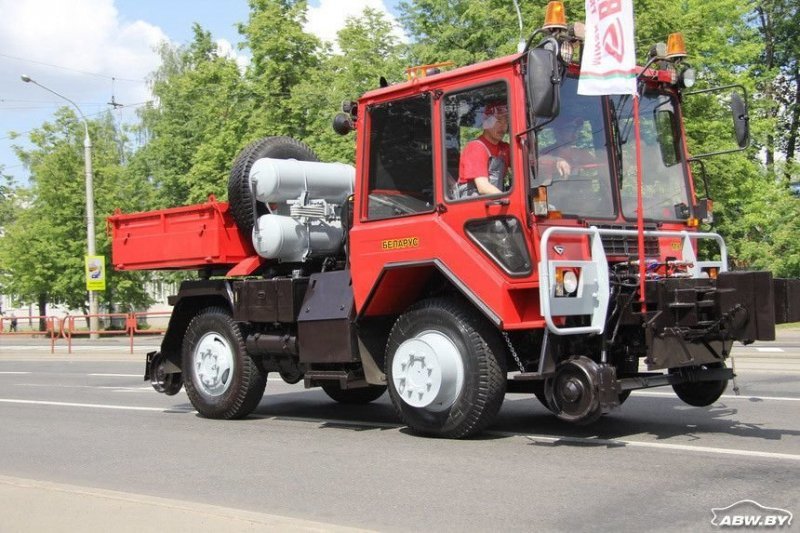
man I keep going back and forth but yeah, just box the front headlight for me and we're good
[681,67,696,88]
[563,270,579,295]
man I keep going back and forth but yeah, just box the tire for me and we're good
[227,136,319,233]
[671,362,728,407]
[385,298,506,438]
[321,383,387,404]
[182,306,266,419]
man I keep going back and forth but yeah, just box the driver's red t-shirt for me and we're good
[458,135,510,184]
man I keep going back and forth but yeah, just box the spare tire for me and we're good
[227,136,319,233]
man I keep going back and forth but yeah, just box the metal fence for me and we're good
[0,312,169,354]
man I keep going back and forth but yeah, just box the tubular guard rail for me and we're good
[0,315,59,353]
[0,312,169,354]
[538,226,727,336]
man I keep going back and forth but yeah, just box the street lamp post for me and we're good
[21,75,99,338]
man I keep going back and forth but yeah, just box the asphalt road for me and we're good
[0,332,798,532]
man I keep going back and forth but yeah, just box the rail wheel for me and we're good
[227,136,319,234]
[182,307,266,419]
[385,298,506,438]
[544,356,603,425]
[671,362,728,406]
[149,351,183,396]
[321,383,387,404]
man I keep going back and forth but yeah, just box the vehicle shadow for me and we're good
[173,388,800,445]
[496,395,800,444]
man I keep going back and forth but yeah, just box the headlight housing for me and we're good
[465,217,532,276]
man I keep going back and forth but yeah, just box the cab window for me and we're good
[366,95,434,220]
[442,82,511,201]
[535,76,614,218]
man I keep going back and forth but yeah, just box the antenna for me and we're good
[108,77,123,109]
[511,0,525,53]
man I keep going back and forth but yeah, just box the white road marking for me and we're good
[519,434,800,462]
[756,347,785,353]
[0,372,31,374]
[0,398,193,412]
[15,384,153,391]
[632,391,800,401]
[0,345,160,351]
[88,373,141,377]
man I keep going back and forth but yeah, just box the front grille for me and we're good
[596,224,660,257]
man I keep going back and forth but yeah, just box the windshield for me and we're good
[534,77,615,218]
[614,90,691,221]
[530,77,692,223]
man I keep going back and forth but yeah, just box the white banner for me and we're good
[577,0,637,95]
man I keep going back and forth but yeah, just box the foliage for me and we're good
[288,8,406,162]
[133,24,250,207]
[3,0,800,318]
[0,110,154,312]
[0,170,17,229]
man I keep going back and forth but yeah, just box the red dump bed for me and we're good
[108,197,256,271]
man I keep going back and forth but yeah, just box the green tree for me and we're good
[238,0,322,141]
[400,0,526,66]
[0,110,154,318]
[134,24,250,206]
[0,170,17,229]
[287,7,406,162]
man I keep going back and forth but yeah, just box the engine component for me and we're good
[253,214,343,262]
[250,158,355,204]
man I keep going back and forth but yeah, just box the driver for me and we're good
[457,101,510,197]
[539,116,595,179]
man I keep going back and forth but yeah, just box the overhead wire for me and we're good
[0,52,146,83]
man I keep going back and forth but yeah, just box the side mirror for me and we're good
[526,47,560,119]
[730,92,749,149]
[685,84,750,159]
[332,113,354,135]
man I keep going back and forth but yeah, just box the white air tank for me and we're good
[253,214,343,262]
[250,158,354,203]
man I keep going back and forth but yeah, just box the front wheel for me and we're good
[182,307,266,419]
[385,298,506,438]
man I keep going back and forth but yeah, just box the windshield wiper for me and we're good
[608,97,624,178]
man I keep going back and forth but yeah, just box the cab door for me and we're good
[434,79,534,316]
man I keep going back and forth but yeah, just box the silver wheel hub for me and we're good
[193,332,234,397]
[392,331,464,411]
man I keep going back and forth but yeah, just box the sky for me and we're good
[0,0,403,184]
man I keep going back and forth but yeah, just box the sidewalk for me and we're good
[0,475,369,533]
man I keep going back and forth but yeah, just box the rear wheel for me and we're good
[182,307,266,419]
[671,362,728,406]
[321,383,387,404]
[227,136,319,233]
[385,298,506,438]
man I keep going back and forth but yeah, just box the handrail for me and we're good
[62,313,142,354]
[0,315,59,353]
[538,226,728,336]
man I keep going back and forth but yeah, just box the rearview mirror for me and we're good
[526,47,560,119]
[730,92,749,149]
[685,84,750,159]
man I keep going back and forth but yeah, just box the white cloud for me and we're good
[0,0,167,114]
[305,0,406,48]
[215,38,251,73]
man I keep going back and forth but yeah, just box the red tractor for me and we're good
[110,3,799,438]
